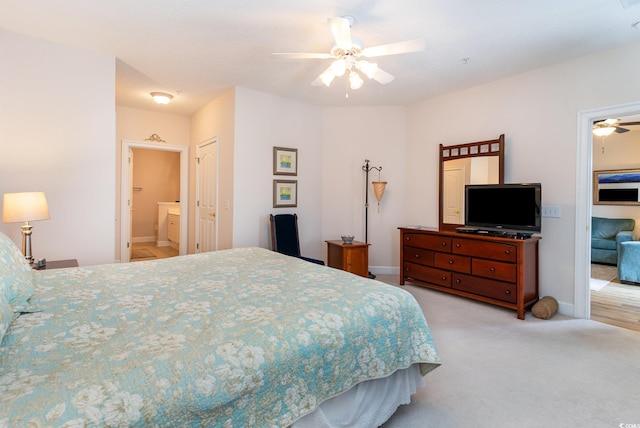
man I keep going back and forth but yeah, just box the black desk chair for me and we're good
[269,214,324,265]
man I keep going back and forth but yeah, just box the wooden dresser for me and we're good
[399,227,540,319]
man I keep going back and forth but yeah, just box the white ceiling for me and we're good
[2,0,640,116]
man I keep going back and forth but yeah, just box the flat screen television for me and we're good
[464,183,542,233]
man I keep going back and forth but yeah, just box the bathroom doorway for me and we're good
[120,140,188,262]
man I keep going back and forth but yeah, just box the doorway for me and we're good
[120,140,188,262]
[575,101,640,319]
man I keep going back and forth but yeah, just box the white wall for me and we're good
[322,107,406,272]
[233,87,324,259]
[406,40,640,314]
[0,30,115,265]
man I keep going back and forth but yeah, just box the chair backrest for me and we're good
[269,214,301,257]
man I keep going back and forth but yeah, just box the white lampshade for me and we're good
[356,60,378,79]
[2,192,50,223]
[330,59,346,77]
[593,126,616,137]
[349,71,364,90]
[319,69,336,87]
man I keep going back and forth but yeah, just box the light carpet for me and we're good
[375,275,640,428]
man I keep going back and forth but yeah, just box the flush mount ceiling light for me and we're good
[150,92,173,105]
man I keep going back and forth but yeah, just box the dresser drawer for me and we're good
[403,233,451,252]
[403,262,451,288]
[434,252,471,274]
[472,259,517,283]
[452,238,517,262]
[452,273,517,303]
[403,247,434,267]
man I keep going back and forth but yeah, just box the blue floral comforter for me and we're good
[0,247,439,427]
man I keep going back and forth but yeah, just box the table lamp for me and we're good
[2,192,50,263]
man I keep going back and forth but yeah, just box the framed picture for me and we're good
[273,146,297,176]
[593,168,640,205]
[273,180,297,208]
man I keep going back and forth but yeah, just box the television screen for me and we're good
[465,183,542,232]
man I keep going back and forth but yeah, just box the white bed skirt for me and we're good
[292,364,425,428]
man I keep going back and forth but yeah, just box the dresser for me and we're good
[326,240,370,278]
[399,227,540,319]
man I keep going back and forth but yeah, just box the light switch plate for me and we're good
[542,205,561,218]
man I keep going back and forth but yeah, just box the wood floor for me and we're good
[590,264,640,332]
[130,241,178,261]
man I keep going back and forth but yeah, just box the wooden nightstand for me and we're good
[325,240,370,278]
[34,259,79,270]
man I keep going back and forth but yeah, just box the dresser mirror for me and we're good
[439,134,505,231]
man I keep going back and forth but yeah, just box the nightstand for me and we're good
[34,259,79,270]
[325,240,370,278]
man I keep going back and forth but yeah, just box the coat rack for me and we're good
[362,159,386,279]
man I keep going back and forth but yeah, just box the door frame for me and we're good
[575,101,640,318]
[195,136,219,253]
[120,140,188,261]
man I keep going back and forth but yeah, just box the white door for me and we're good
[127,148,134,261]
[444,166,465,224]
[196,139,217,252]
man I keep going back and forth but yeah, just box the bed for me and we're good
[0,232,440,427]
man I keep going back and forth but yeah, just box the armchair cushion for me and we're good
[618,241,640,284]
[591,217,635,265]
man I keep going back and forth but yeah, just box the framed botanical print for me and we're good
[273,146,297,176]
[273,180,297,208]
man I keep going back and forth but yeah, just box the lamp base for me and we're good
[20,222,34,264]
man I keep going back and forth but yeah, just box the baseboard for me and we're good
[556,300,574,317]
[132,236,157,243]
[157,240,170,247]
[369,266,400,276]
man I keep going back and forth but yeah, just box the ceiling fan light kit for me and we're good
[274,16,424,97]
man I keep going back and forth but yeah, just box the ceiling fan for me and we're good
[593,118,640,136]
[273,16,424,95]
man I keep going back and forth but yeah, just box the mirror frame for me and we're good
[593,168,640,205]
[439,134,505,231]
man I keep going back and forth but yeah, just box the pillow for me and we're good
[0,231,34,311]
[0,286,13,343]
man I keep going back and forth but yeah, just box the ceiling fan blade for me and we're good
[371,67,395,84]
[272,52,333,59]
[618,121,640,126]
[328,17,352,51]
[361,39,425,58]
[615,127,630,133]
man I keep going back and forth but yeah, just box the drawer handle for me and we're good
[505,290,511,295]
[406,237,411,241]
[489,267,495,272]
[441,242,447,247]
[441,276,447,280]
[455,243,461,248]
[455,279,461,284]
[405,267,410,272]
[505,250,511,255]
[448,260,454,264]
[414,254,420,258]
